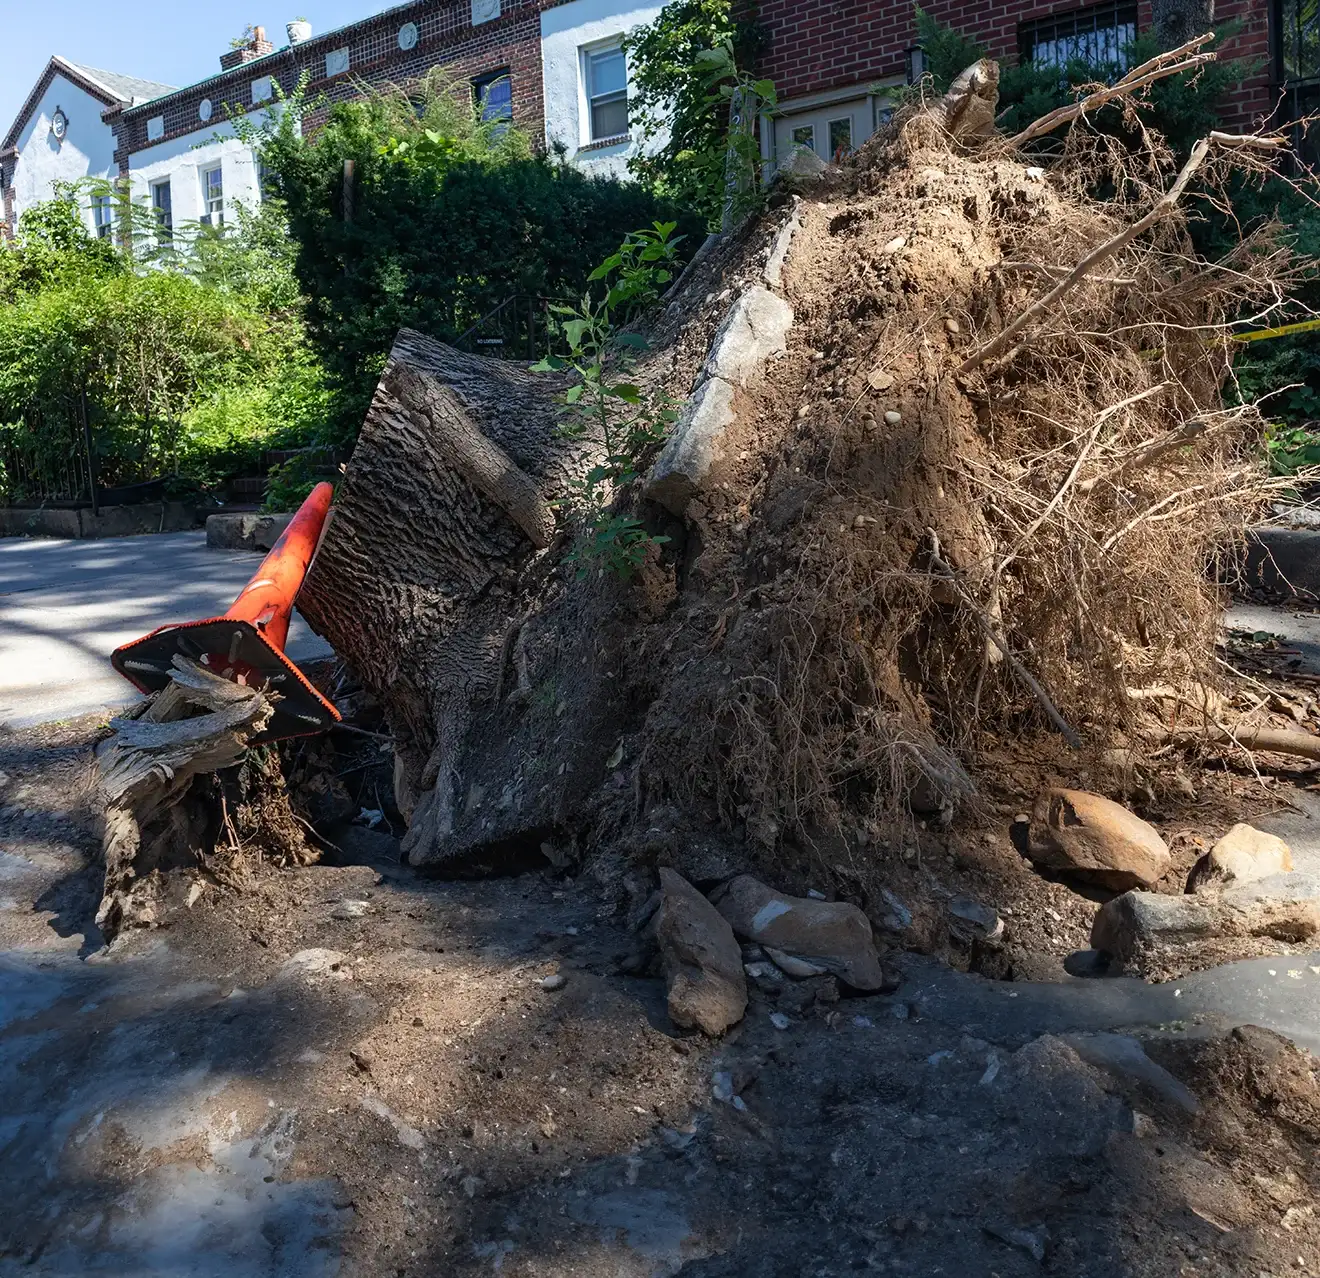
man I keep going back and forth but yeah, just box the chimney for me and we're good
[220,24,276,71]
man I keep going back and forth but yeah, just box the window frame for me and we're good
[827,115,853,160]
[1272,0,1320,85]
[582,40,629,144]
[202,165,224,226]
[150,179,172,241]
[790,123,816,153]
[92,193,114,240]
[472,68,513,124]
[1018,0,1139,74]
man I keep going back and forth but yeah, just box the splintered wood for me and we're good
[95,657,273,938]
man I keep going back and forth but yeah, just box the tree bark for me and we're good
[1150,0,1213,51]
[297,329,591,869]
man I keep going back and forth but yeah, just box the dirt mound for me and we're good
[286,63,1299,980]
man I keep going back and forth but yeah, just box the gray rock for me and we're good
[777,144,827,182]
[205,511,293,552]
[1026,788,1170,890]
[715,874,888,990]
[1062,1032,1199,1113]
[540,973,567,992]
[655,869,747,1036]
[331,899,369,920]
[1092,872,1320,968]
[764,946,829,978]
[948,896,1004,944]
[877,888,913,934]
[984,1222,1048,1263]
[645,286,793,516]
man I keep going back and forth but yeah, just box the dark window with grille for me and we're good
[472,69,513,124]
[1019,1,1138,71]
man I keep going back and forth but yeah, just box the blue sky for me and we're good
[4,2,395,135]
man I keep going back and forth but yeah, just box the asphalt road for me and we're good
[0,530,333,727]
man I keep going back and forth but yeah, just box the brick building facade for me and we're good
[2,0,661,237]
[752,0,1279,169]
[1,0,1311,239]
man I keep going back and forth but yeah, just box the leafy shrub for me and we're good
[623,0,770,229]
[0,193,329,499]
[255,71,698,444]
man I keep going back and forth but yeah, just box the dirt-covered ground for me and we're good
[7,697,1320,1276]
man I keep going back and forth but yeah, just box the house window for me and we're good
[828,116,853,160]
[791,124,816,152]
[1275,0,1320,82]
[585,44,628,141]
[203,167,224,226]
[1019,1,1138,71]
[472,69,513,123]
[151,179,172,240]
[92,194,114,240]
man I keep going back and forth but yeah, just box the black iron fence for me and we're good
[0,394,180,511]
[454,295,564,362]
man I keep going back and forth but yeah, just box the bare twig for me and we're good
[998,261,1136,286]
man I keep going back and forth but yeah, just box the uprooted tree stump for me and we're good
[296,43,1309,894]
[95,656,314,938]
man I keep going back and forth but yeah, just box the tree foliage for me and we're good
[0,191,328,500]
[622,0,770,229]
[254,70,698,442]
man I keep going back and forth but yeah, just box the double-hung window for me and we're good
[472,69,513,124]
[202,166,224,226]
[1019,1,1138,73]
[585,44,628,142]
[150,179,172,241]
[92,193,114,240]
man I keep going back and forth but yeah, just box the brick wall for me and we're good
[750,0,1274,133]
[111,0,559,170]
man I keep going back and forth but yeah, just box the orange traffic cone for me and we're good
[112,482,341,743]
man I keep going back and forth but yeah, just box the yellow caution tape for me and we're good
[1230,316,1320,343]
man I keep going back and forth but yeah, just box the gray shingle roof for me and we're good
[65,60,176,106]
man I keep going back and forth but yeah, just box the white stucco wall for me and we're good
[10,74,119,230]
[126,109,276,230]
[540,0,666,180]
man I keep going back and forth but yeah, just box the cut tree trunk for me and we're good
[297,329,598,870]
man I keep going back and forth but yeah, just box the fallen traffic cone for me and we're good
[112,482,341,743]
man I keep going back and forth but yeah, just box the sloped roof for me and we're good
[2,55,176,153]
[64,60,176,107]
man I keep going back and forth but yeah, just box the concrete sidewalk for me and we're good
[0,531,333,727]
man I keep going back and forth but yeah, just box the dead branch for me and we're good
[1177,723,1320,762]
[1005,34,1217,150]
[960,137,1214,374]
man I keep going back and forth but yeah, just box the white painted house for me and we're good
[1,58,175,237]
[4,0,671,240]
[539,0,666,180]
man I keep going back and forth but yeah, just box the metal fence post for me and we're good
[79,386,99,517]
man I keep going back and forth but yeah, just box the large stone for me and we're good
[1187,823,1293,894]
[645,286,793,515]
[714,874,888,990]
[655,869,747,1036]
[205,511,293,551]
[1026,788,1170,890]
[1092,872,1320,968]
